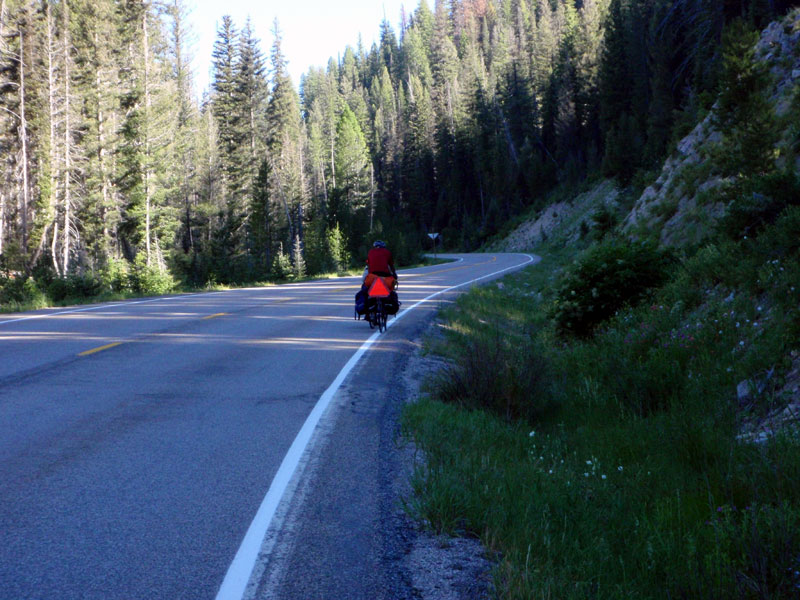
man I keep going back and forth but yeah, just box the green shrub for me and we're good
[679,501,800,598]
[0,276,29,305]
[101,257,132,293]
[51,273,103,300]
[270,248,293,280]
[718,170,800,240]
[590,204,619,240]
[327,223,351,273]
[549,239,673,337]
[0,276,48,309]
[129,255,176,295]
[430,325,555,424]
[46,278,70,301]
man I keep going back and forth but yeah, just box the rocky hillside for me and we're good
[491,180,621,251]
[623,9,800,247]
[498,9,800,252]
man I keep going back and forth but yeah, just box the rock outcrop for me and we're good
[623,9,800,248]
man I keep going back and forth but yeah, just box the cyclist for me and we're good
[363,240,397,290]
[355,240,400,318]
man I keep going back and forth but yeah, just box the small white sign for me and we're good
[427,233,439,240]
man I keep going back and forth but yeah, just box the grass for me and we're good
[402,209,800,598]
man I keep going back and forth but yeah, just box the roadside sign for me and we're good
[428,233,440,259]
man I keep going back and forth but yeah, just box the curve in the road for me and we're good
[215,253,536,600]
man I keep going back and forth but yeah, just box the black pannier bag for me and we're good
[385,291,400,315]
[355,289,367,315]
[355,288,400,316]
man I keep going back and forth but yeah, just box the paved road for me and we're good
[0,253,534,599]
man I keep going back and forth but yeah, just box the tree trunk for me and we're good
[143,5,152,265]
[47,1,60,275]
[19,30,30,262]
[250,105,256,159]
[319,158,328,214]
[112,109,122,258]
[96,30,110,257]
[52,221,59,270]
[0,0,5,259]
[298,142,306,243]
[62,4,72,274]
[329,131,336,190]
[266,152,294,248]
[0,191,4,259]
[369,162,375,232]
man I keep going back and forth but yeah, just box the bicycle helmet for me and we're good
[373,240,387,248]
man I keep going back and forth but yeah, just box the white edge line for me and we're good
[215,253,536,600]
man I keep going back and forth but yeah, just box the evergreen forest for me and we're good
[0,0,795,295]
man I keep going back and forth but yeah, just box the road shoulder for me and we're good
[399,326,495,599]
[251,315,493,599]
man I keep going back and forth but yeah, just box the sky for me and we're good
[186,0,412,97]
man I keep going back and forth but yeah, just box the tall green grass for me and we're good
[404,208,800,598]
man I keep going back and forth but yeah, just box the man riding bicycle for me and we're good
[363,240,398,290]
[355,240,400,319]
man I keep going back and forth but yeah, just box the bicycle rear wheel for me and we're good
[377,300,387,332]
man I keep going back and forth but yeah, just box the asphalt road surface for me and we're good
[0,253,535,600]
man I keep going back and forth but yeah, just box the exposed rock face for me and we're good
[623,9,800,248]
[496,180,620,251]
[738,351,800,444]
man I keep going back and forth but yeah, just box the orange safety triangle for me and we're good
[368,277,391,298]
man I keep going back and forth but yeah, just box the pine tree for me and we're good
[211,15,240,200]
[236,19,267,166]
[379,19,399,78]
[249,159,271,274]
[164,0,200,265]
[116,0,148,261]
[291,232,305,279]
[712,19,779,178]
[266,19,304,251]
[72,0,121,267]
[326,222,349,273]
[333,103,370,243]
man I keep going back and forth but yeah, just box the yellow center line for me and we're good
[79,342,123,357]
[420,255,498,276]
[203,312,228,320]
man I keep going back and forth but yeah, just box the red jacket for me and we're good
[366,247,394,275]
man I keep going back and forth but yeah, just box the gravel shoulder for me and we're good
[399,328,495,600]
